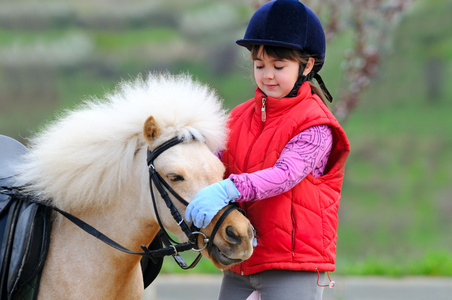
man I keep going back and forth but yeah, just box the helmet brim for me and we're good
[236,39,302,52]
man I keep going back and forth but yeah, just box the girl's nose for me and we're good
[263,70,274,79]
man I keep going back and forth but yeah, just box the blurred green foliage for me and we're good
[335,0,452,276]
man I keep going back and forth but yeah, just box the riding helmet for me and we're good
[236,0,326,73]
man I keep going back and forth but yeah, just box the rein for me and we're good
[9,136,242,270]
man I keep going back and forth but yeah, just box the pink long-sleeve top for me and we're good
[221,124,333,202]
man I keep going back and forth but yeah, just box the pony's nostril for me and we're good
[226,226,241,244]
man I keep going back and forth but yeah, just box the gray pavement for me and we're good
[142,274,452,300]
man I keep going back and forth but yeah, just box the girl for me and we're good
[186,1,350,299]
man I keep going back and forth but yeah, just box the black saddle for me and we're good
[0,135,162,299]
[0,135,53,300]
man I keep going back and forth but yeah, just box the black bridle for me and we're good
[145,136,203,269]
[145,136,243,269]
[9,136,244,270]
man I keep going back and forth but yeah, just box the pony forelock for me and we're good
[17,72,227,213]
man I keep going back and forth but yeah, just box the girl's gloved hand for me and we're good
[185,179,240,228]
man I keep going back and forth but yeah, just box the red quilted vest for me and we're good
[223,83,350,275]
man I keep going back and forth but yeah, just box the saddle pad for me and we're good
[0,135,28,187]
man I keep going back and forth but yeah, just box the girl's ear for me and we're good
[302,57,316,76]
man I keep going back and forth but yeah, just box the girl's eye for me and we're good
[275,66,284,70]
[255,65,264,69]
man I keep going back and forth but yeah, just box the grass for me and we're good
[333,0,452,276]
[0,27,181,52]
[92,27,181,49]
[339,102,452,275]
[337,250,452,277]
[0,29,70,44]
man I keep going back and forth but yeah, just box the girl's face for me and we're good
[253,47,300,99]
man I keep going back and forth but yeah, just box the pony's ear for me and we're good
[143,116,161,143]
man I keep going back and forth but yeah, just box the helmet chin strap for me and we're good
[286,64,333,102]
[313,73,333,102]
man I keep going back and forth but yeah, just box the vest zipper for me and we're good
[243,97,266,170]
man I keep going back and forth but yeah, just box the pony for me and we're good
[15,73,254,299]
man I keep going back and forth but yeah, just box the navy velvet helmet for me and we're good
[236,0,326,73]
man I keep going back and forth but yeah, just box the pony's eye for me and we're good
[167,174,184,182]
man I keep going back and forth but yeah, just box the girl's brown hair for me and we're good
[250,45,328,103]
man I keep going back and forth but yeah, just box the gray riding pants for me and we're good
[218,269,325,300]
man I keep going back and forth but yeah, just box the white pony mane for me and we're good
[18,72,227,212]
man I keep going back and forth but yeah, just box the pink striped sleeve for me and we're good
[229,125,333,202]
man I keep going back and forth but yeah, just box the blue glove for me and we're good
[185,179,240,228]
